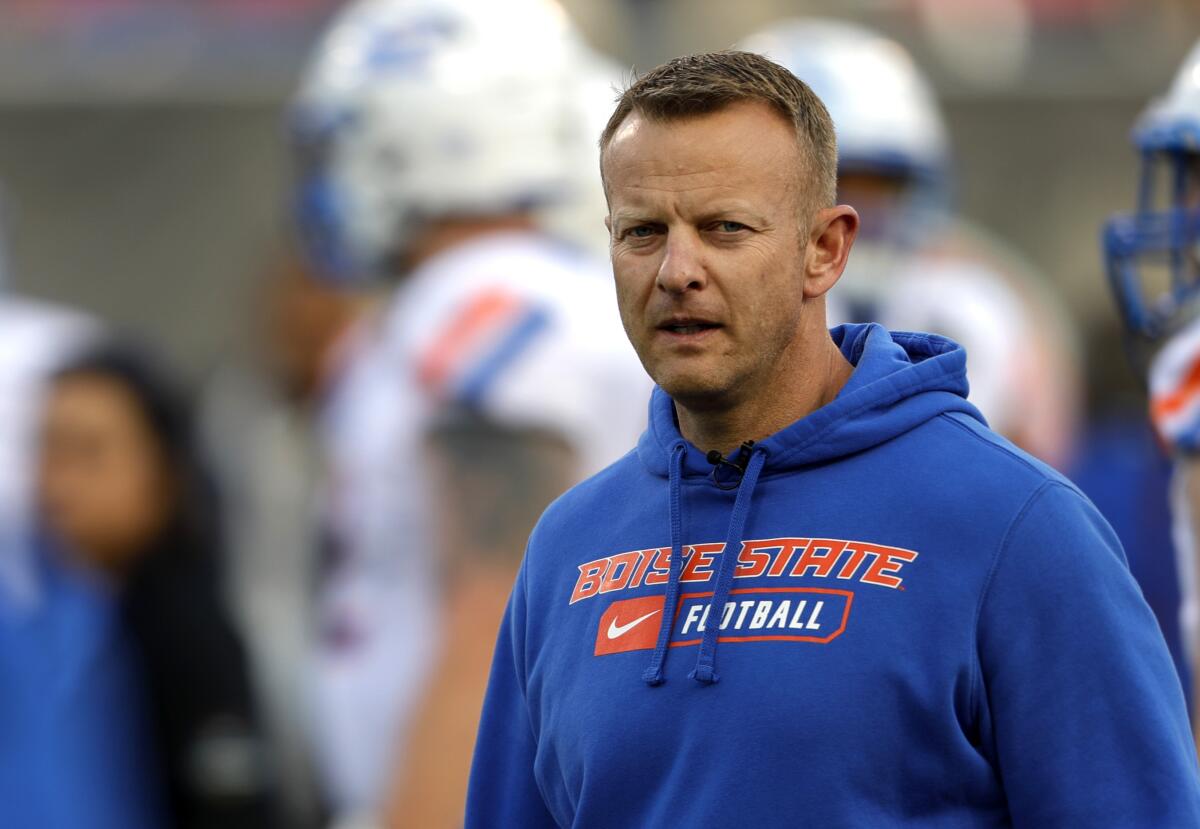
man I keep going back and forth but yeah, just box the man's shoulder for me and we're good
[864,412,1119,586]
[907,410,1086,515]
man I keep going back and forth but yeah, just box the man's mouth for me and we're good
[657,318,721,336]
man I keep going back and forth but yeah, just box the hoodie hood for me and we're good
[637,323,983,479]
[634,323,984,686]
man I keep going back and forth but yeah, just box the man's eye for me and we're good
[626,225,656,239]
[716,221,747,233]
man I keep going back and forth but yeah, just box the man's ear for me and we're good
[803,205,859,300]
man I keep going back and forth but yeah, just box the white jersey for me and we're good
[830,224,1081,471]
[876,257,1032,436]
[311,232,651,813]
[0,297,97,603]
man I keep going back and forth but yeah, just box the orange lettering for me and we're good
[643,547,673,586]
[735,540,774,579]
[860,545,918,589]
[790,539,847,579]
[681,543,722,583]
[768,539,808,577]
[599,551,642,594]
[570,558,609,604]
[835,545,868,581]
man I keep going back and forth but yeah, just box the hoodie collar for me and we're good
[635,323,982,686]
[637,323,982,479]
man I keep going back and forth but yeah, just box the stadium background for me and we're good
[0,0,1195,396]
[3,1,1200,825]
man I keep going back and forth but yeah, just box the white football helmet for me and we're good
[536,48,627,260]
[1105,38,1200,340]
[290,0,592,283]
[741,19,951,315]
[741,19,948,184]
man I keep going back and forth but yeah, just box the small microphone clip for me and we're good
[706,440,756,489]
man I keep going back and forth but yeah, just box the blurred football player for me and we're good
[197,252,359,829]
[1105,37,1200,742]
[741,19,1081,469]
[535,48,627,261]
[288,0,651,824]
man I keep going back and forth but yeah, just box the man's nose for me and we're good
[655,230,707,294]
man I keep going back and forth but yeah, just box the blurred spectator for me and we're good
[0,295,98,602]
[1,399,159,829]
[37,342,276,829]
[0,204,130,828]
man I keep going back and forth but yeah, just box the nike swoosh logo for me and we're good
[607,610,660,639]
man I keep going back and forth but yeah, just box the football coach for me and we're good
[465,51,1200,827]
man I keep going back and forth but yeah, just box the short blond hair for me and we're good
[599,50,838,212]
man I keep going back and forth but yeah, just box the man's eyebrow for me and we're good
[694,205,769,224]
[609,210,659,226]
[611,203,768,222]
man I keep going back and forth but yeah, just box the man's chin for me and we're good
[654,373,734,412]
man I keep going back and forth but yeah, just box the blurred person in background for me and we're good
[536,46,628,261]
[288,0,651,824]
[741,18,1082,471]
[36,342,275,829]
[1,457,160,829]
[0,202,153,828]
[1106,36,1200,743]
[0,188,99,607]
[200,251,369,829]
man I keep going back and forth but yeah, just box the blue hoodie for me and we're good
[467,324,1200,827]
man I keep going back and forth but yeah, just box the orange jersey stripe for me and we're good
[416,289,522,392]
[1151,354,1200,425]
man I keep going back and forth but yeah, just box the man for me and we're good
[288,0,651,824]
[467,51,1200,826]
[1106,37,1200,742]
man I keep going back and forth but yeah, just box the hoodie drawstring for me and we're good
[643,442,687,686]
[690,448,766,685]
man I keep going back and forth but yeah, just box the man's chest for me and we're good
[524,520,993,770]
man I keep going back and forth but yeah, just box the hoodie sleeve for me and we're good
[976,480,1200,826]
[465,563,558,829]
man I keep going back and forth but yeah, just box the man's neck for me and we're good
[676,331,854,456]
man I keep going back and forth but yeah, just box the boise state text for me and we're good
[571,536,916,656]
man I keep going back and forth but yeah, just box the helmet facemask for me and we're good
[1106,149,1200,342]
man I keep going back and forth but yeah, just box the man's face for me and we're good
[603,101,813,411]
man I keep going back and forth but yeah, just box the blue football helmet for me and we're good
[1105,39,1200,340]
